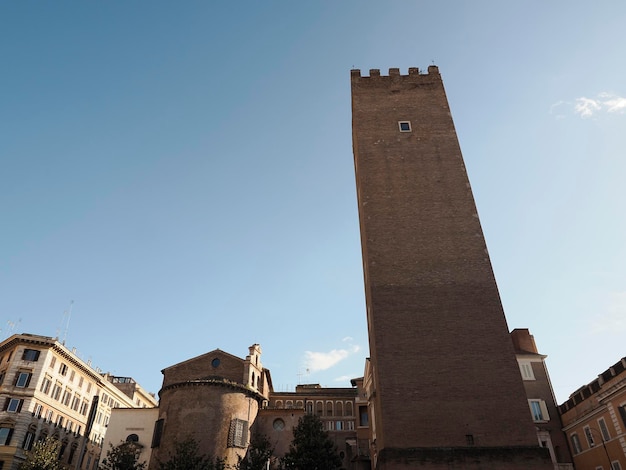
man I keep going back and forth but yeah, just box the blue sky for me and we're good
[1,2,625,404]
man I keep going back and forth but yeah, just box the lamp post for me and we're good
[587,427,612,470]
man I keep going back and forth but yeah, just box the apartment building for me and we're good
[511,329,574,469]
[0,333,157,470]
[559,357,626,470]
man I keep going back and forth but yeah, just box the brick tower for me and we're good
[351,67,552,469]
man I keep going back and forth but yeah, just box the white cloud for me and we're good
[574,97,601,118]
[603,96,626,113]
[590,291,626,334]
[551,93,626,119]
[302,342,360,373]
[303,349,349,372]
[571,92,626,118]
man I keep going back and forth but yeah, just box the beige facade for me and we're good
[0,333,157,470]
[559,357,626,470]
[102,407,159,467]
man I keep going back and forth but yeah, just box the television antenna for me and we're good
[57,300,74,345]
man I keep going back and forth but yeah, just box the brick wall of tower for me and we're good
[351,67,550,464]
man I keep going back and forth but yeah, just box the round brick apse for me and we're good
[150,379,263,468]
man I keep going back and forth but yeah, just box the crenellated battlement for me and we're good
[350,65,439,80]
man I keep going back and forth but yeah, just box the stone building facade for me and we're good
[350,66,552,469]
[559,356,626,470]
[0,333,157,470]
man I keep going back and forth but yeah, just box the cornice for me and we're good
[159,377,265,403]
[562,404,608,431]
[596,379,626,403]
[0,334,104,385]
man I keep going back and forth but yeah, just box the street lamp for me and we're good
[586,426,612,469]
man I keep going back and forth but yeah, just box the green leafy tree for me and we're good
[99,441,146,470]
[280,414,342,470]
[19,436,62,470]
[238,432,274,470]
[156,437,225,470]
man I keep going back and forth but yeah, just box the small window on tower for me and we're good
[398,121,411,132]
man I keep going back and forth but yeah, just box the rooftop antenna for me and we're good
[296,368,310,385]
[6,319,20,337]
[58,300,74,345]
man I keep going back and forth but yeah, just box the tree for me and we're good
[19,437,62,470]
[99,441,146,470]
[280,414,342,470]
[237,432,274,470]
[156,437,225,470]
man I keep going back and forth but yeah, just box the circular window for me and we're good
[211,358,220,368]
[273,418,285,431]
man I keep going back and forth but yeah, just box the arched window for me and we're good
[275,400,283,409]
[126,434,139,443]
[306,401,313,414]
[336,401,343,417]
[286,400,293,409]
[326,401,333,416]
[346,402,354,416]
[68,443,79,465]
[59,438,69,459]
[316,401,323,416]
[22,424,37,450]
[296,400,303,409]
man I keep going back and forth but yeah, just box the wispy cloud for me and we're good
[600,92,626,113]
[302,338,361,373]
[551,92,626,119]
[591,291,626,334]
[574,97,601,118]
[549,100,568,120]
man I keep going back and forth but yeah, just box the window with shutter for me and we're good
[151,419,164,448]
[528,399,549,422]
[228,419,248,448]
